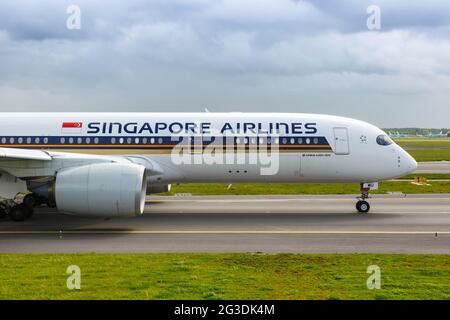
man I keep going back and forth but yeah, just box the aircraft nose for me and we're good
[398,147,418,174]
[407,153,418,173]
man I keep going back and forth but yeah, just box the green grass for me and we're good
[402,174,450,180]
[395,138,450,148]
[407,149,450,162]
[393,138,450,161]
[390,138,450,161]
[0,254,448,300]
[164,181,450,195]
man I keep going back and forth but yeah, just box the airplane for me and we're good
[0,112,417,221]
[388,131,416,138]
[427,131,450,138]
[388,130,450,138]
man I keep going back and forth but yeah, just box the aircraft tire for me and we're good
[356,200,370,213]
[9,204,30,222]
[26,207,34,219]
[23,194,36,209]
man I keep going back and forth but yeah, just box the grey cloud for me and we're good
[0,0,449,127]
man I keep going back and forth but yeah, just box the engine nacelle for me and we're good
[55,163,147,217]
[146,184,171,194]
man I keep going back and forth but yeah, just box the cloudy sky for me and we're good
[0,0,449,127]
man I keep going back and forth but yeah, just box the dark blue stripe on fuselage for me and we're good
[0,135,332,150]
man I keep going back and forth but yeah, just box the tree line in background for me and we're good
[384,128,450,137]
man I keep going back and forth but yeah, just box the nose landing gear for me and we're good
[356,183,377,213]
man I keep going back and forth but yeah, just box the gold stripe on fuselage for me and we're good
[0,144,332,148]
[0,143,334,156]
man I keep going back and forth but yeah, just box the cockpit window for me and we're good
[376,135,393,146]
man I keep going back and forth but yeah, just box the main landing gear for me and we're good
[356,183,374,213]
[0,193,35,222]
[9,203,34,222]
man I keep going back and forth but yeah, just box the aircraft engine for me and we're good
[54,163,147,217]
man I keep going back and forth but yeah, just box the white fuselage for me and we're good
[0,112,417,184]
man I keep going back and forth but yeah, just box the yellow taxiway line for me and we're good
[0,230,449,235]
[147,197,450,202]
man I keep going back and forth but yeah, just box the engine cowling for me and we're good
[55,163,147,217]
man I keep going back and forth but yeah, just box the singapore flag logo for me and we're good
[62,122,83,134]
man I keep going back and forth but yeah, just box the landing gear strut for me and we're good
[356,183,372,213]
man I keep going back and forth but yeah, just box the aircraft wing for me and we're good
[0,147,52,161]
[0,148,166,180]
